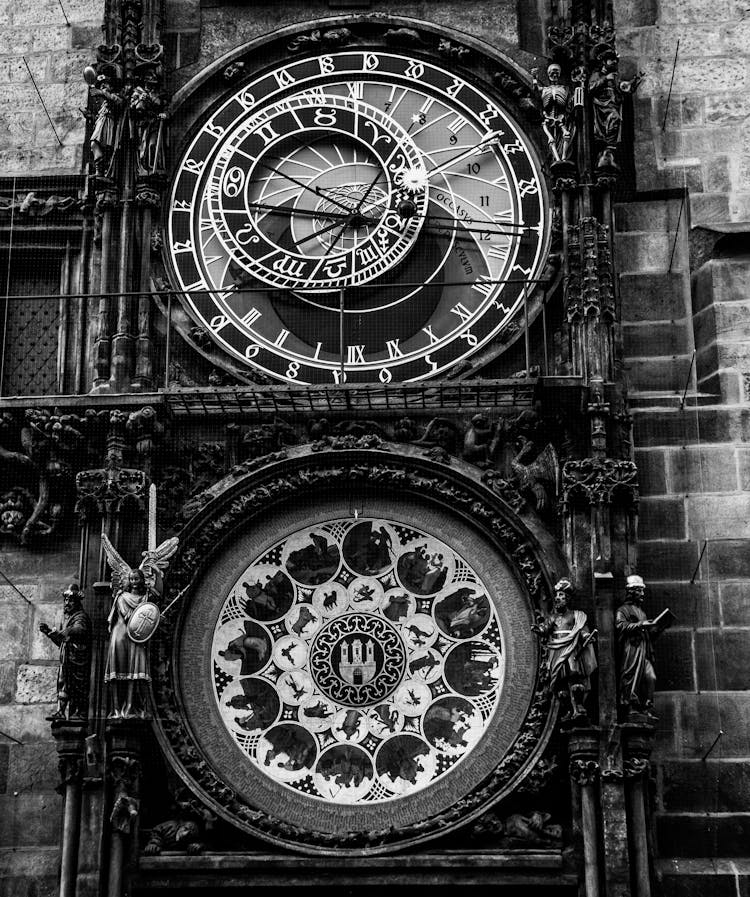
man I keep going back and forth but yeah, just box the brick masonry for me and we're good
[617,0,750,225]
[0,539,79,894]
[0,0,103,176]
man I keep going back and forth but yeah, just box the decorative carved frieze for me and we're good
[562,458,638,508]
[565,217,615,324]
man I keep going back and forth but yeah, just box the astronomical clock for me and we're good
[164,42,550,385]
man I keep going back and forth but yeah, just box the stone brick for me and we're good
[619,272,689,322]
[0,706,55,744]
[656,628,696,690]
[7,742,58,794]
[0,142,80,175]
[639,496,687,539]
[704,155,732,193]
[0,663,15,704]
[651,579,719,627]
[675,692,750,758]
[626,354,694,392]
[30,605,62,663]
[0,746,8,795]
[615,199,686,234]
[688,494,750,540]
[719,581,750,625]
[654,693,679,755]
[638,539,700,581]
[624,321,691,357]
[668,446,738,493]
[0,793,60,847]
[613,0,658,25]
[707,539,750,578]
[659,0,732,21]
[695,301,750,349]
[15,666,56,705]
[689,193,731,227]
[661,869,737,897]
[695,629,750,689]
[705,95,749,125]
[662,760,750,812]
[635,449,668,495]
[657,813,750,857]
[615,230,673,272]
[0,595,30,662]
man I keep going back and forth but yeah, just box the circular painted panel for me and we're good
[210,517,505,804]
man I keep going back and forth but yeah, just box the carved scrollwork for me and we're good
[562,458,638,508]
[569,759,600,786]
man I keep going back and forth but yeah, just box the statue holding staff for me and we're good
[39,583,92,720]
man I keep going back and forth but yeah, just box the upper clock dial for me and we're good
[167,51,549,385]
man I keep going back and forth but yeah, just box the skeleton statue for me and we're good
[39,583,92,720]
[102,533,178,717]
[532,63,576,169]
[533,579,597,720]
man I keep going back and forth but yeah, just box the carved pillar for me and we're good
[52,721,86,897]
[106,721,144,897]
[569,733,602,897]
[623,724,656,897]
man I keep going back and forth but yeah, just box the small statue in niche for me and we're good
[39,583,92,720]
[102,534,179,718]
[88,71,125,176]
[531,62,576,171]
[533,579,597,721]
[130,68,167,177]
[616,575,673,719]
[143,793,216,855]
[588,50,643,172]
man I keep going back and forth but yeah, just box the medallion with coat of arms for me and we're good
[211,517,504,804]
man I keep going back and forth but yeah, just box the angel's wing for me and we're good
[139,536,179,590]
[101,533,132,596]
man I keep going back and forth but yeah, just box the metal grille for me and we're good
[1,263,61,396]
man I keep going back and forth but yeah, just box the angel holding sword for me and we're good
[102,532,178,717]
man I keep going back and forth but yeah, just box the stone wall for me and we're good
[0,0,101,176]
[166,0,522,92]
[0,537,80,896]
[617,0,750,225]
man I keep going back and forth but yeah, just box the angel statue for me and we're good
[102,533,179,718]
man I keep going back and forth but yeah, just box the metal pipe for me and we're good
[339,287,345,384]
[523,284,531,375]
[74,216,91,394]
[163,292,172,389]
[57,240,71,394]
[94,208,113,388]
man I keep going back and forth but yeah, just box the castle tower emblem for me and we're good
[339,637,377,685]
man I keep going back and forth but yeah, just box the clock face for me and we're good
[167,51,549,384]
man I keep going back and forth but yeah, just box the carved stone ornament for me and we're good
[151,448,560,854]
[562,458,639,507]
[569,758,600,786]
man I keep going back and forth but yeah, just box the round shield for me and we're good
[127,602,161,644]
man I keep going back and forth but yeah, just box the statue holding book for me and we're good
[616,575,673,718]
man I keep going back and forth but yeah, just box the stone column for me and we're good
[52,721,87,897]
[569,743,602,897]
[623,724,656,897]
[106,720,144,897]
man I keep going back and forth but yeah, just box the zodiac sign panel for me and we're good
[211,518,504,804]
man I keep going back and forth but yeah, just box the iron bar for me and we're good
[0,566,36,606]
[679,347,696,409]
[22,57,63,146]
[701,730,724,761]
[668,191,686,273]
[690,539,707,584]
[661,41,681,132]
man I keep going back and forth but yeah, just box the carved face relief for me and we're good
[211,517,504,804]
